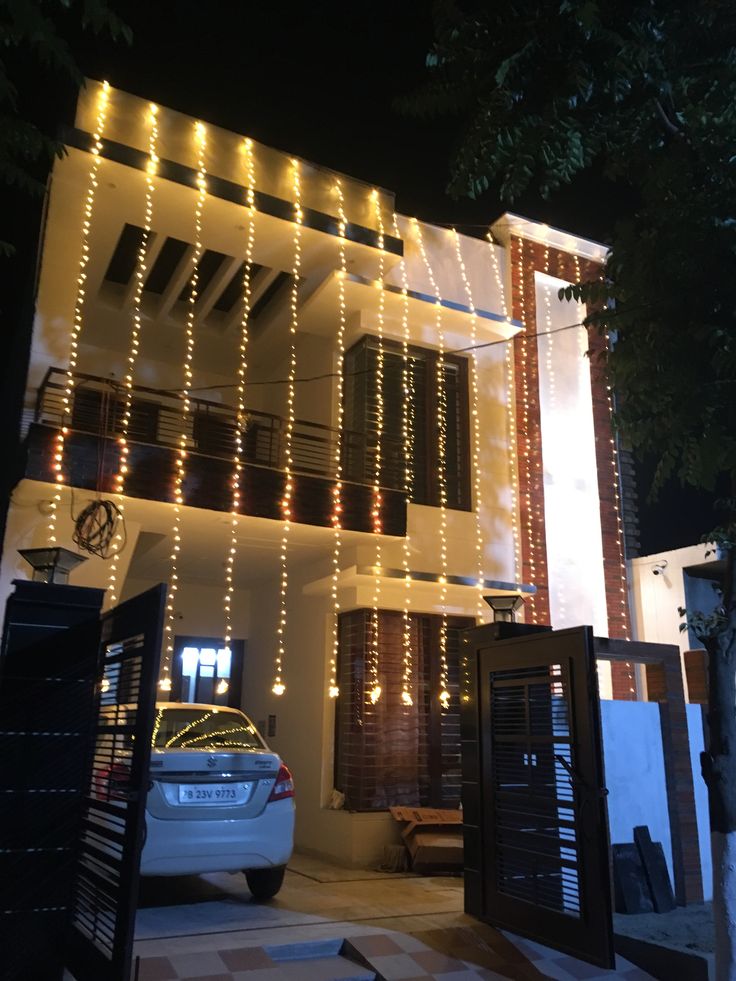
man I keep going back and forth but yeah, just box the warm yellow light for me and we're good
[161,124,208,679]
[272,681,285,697]
[328,180,349,699]
[47,80,110,543]
[391,214,415,709]
[274,158,302,696]
[107,96,158,605]
[216,679,229,695]
[222,135,256,662]
[511,234,538,622]
[159,676,172,692]
[368,191,387,705]
[413,218,451,708]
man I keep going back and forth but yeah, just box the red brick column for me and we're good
[508,237,634,696]
[509,236,550,624]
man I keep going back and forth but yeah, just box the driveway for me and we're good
[133,855,653,980]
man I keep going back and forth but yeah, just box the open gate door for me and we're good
[65,584,166,981]
[463,624,614,969]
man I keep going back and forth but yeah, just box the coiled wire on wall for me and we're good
[72,498,126,560]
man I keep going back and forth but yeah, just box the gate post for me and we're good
[0,577,105,980]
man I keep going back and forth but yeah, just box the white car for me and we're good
[139,702,295,899]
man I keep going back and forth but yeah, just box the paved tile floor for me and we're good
[133,856,654,980]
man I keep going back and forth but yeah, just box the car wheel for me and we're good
[244,865,286,900]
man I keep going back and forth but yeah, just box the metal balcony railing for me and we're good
[34,367,405,491]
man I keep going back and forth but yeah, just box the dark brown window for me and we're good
[342,336,471,510]
[334,609,473,811]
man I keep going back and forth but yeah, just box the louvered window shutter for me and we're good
[334,610,473,810]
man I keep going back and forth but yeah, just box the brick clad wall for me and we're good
[684,649,708,704]
[509,237,635,697]
[509,236,550,625]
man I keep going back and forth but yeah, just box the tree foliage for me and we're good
[406,0,736,498]
[0,0,130,254]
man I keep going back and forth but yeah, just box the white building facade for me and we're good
[1,80,647,865]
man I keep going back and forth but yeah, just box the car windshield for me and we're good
[152,708,265,751]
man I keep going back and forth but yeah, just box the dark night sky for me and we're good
[4,0,718,555]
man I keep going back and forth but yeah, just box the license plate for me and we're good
[177,782,252,805]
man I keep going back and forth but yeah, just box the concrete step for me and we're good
[262,939,375,980]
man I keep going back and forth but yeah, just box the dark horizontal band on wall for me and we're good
[353,565,535,594]
[347,272,522,330]
[64,127,403,258]
[26,424,407,537]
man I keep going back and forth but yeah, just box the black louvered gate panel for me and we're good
[490,664,580,914]
[65,584,166,981]
[470,626,613,969]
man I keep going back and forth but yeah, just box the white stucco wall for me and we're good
[630,544,711,655]
[535,272,607,636]
[601,700,674,885]
[387,216,507,320]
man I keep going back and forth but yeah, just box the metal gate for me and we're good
[463,624,614,969]
[65,583,165,981]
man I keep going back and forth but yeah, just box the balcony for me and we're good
[25,368,406,536]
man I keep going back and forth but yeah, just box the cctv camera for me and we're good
[652,561,668,576]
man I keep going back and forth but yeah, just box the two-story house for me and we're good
[0,80,639,866]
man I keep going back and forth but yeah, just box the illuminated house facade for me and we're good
[1,80,641,865]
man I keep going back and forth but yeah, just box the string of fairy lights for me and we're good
[411,218,450,710]
[160,120,208,692]
[220,137,258,698]
[512,236,540,622]
[368,190,387,706]
[273,159,303,698]
[48,87,636,706]
[107,101,159,605]
[47,81,110,545]
[327,180,349,700]
[486,232,522,585]
[392,214,415,708]
[451,228,486,624]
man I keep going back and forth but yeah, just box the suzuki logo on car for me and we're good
[207,756,217,768]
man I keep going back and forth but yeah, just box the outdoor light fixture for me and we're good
[484,593,525,623]
[19,547,87,585]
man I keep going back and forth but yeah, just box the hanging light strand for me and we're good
[48,81,111,544]
[368,190,386,706]
[412,219,450,710]
[328,180,349,700]
[107,101,159,604]
[486,232,522,585]
[512,236,539,622]
[392,214,415,708]
[274,159,303,697]
[161,121,207,691]
[222,138,258,677]
[451,229,486,623]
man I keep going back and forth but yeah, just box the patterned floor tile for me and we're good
[219,947,276,971]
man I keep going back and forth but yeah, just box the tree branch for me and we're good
[654,98,685,138]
